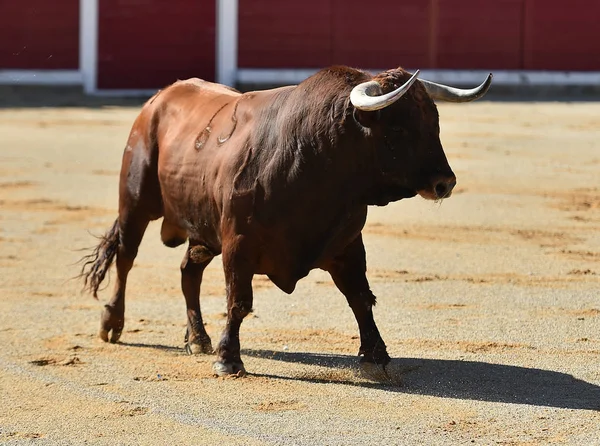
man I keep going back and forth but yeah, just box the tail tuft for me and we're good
[78,219,120,299]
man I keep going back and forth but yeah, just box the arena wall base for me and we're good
[237,69,600,87]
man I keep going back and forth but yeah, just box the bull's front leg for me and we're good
[326,234,391,367]
[213,235,254,376]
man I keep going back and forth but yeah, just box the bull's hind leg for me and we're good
[213,236,255,376]
[181,242,215,354]
[326,234,390,367]
[100,131,162,343]
[100,212,150,343]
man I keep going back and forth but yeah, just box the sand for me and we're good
[1,101,599,445]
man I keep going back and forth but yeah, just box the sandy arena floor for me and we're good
[0,100,599,445]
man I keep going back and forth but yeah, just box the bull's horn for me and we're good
[419,73,493,102]
[350,70,421,111]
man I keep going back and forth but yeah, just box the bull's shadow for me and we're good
[118,341,182,353]
[243,349,600,411]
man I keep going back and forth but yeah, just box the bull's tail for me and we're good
[79,218,120,299]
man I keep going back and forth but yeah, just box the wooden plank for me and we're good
[436,0,524,69]
[525,0,600,70]
[521,0,533,71]
[0,0,79,69]
[238,0,332,68]
[97,0,216,89]
[331,0,431,69]
[429,0,440,68]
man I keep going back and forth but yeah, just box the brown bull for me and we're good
[80,66,492,376]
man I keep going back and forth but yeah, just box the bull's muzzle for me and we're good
[433,177,456,199]
[418,175,456,200]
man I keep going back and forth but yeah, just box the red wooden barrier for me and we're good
[0,0,79,70]
[238,0,600,72]
[435,0,524,69]
[238,0,332,68]
[524,0,600,70]
[238,0,430,69]
[332,0,431,69]
[97,0,216,89]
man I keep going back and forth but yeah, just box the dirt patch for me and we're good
[0,198,105,212]
[570,308,600,317]
[113,405,150,417]
[255,399,307,412]
[29,356,82,366]
[246,328,355,353]
[546,188,600,212]
[399,339,537,354]
[418,303,470,310]
[0,181,37,190]
[368,269,600,288]
[0,431,45,440]
[559,249,600,262]
[364,223,582,248]
[510,229,581,247]
[92,169,121,176]
[568,269,597,275]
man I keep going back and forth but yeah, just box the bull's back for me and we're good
[152,77,242,184]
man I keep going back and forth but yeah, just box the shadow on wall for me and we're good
[0,85,150,109]
[3,83,600,109]
[243,349,600,411]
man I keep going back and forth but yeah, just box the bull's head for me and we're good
[350,69,492,204]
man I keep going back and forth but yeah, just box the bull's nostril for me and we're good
[435,183,448,198]
[434,179,456,198]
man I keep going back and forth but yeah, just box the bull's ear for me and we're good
[353,108,380,128]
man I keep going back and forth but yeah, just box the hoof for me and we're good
[99,305,124,343]
[359,361,391,382]
[185,340,213,355]
[109,329,122,343]
[99,328,122,343]
[213,361,246,377]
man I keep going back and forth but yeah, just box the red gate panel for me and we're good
[238,0,332,68]
[238,0,431,70]
[0,0,79,69]
[436,0,524,69]
[98,0,216,90]
[332,0,431,70]
[524,0,600,71]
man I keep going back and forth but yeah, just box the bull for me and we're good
[80,66,492,376]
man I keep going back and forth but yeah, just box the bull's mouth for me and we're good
[417,181,456,201]
[418,188,446,201]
